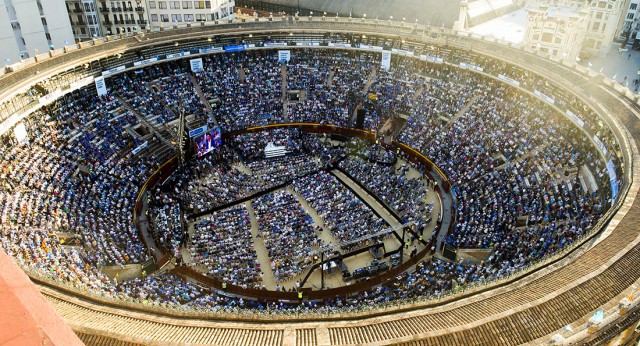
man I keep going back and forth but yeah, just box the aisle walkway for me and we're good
[245,201,275,290]
[286,186,335,246]
[331,169,402,228]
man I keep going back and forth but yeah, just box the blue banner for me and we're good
[225,44,245,53]
[189,125,208,138]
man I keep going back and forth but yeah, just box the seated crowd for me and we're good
[339,155,433,225]
[252,190,321,281]
[189,206,261,287]
[291,172,391,245]
[0,47,622,316]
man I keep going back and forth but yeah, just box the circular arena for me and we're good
[0,15,639,346]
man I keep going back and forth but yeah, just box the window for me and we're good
[158,1,167,9]
[592,22,600,31]
[171,14,182,21]
[195,13,206,21]
[148,1,156,9]
[541,32,552,42]
[169,1,180,9]
[632,3,638,10]
[151,14,158,21]
[182,1,192,9]
[41,17,47,25]
[184,14,194,21]
[628,13,635,20]
[194,1,210,9]
[161,14,169,22]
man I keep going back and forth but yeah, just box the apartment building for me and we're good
[146,0,235,27]
[1,0,75,62]
[524,5,589,62]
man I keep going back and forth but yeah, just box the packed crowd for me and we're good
[0,89,154,294]
[252,190,321,281]
[196,52,283,131]
[0,47,623,315]
[189,206,261,287]
[151,145,268,214]
[339,155,432,225]
[291,172,391,245]
[108,62,206,127]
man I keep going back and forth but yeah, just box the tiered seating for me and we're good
[252,190,321,281]
[189,206,261,286]
[339,155,431,224]
[291,172,390,244]
[196,53,283,131]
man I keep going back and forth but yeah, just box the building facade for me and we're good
[146,0,235,28]
[520,0,629,57]
[66,0,103,39]
[622,0,639,36]
[582,0,629,56]
[524,5,589,62]
[0,0,75,62]
[98,1,150,35]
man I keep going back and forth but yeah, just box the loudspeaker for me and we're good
[355,109,366,129]
[442,244,457,262]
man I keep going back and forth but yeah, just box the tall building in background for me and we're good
[97,1,150,35]
[622,0,639,37]
[524,5,589,62]
[66,0,103,40]
[146,0,235,28]
[581,0,629,56]
[0,0,75,62]
[498,0,629,57]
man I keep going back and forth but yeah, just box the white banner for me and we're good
[328,43,352,48]
[102,65,125,76]
[132,141,148,155]
[593,135,608,156]
[133,57,158,67]
[13,122,28,143]
[392,48,414,56]
[95,76,108,96]
[565,110,585,128]
[190,58,204,72]
[278,50,291,62]
[534,89,555,105]
[498,74,520,87]
[381,50,392,70]
[607,160,619,200]
[460,62,483,72]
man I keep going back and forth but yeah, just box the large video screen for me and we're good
[194,127,222,157]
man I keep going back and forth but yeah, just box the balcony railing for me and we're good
[136,6,144,12]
